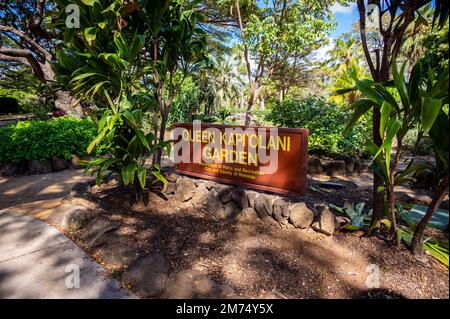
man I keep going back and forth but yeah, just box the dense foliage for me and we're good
[266,97,370,156]
[0,116,96,164]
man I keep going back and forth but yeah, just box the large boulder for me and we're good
[176,177,196,201]
[81,216,121,247]
[322,160,346,177]
[254,194,273,219]
[272,198,290,226]
[311,205,336,236]
[28,159,52,174]
[50,156,68,171]
[289,202,314,228]
[307,158,323,175]
[61,208,93,231]
[47,204,87,226]
[122,254,169,298]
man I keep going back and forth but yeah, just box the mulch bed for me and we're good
[62,179,448,299]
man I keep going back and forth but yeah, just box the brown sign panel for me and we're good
[172,123,308,196]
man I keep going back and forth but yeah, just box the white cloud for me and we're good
[330,3,357,15]
[312,37,335,62]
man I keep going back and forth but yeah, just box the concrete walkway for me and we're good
[0,210,135,299]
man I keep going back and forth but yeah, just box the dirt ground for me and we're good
[0,169,448,299]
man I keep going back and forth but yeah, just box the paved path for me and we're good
[0,210,135,299]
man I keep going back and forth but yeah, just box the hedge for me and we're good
[265,96,372,156]
[0,116,97,164]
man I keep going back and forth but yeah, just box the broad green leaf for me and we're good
[81,0,99,5]
[84,27,98,45]
[421,97,443,132]
[343,99,373,135]
[137,130,151,150]
[356,79,383,105]
[137,166,147,189]
[379,101,393,137]
[151,169,168,186]
[392,60,410,109]
[408,62,422,104]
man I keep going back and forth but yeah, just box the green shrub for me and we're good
[265,96,371,156]
[0,116,97,164]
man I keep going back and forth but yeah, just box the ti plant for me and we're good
[80,94,171,203]
[343,59,449,246]
[54,1,172,203]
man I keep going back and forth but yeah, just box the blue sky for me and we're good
[330,2,359,38]
[313,2,359,61]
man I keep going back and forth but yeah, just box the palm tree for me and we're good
[198,53,246,114]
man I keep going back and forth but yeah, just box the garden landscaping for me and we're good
[1,164,447,299]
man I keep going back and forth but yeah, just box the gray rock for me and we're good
[207,189,225,218]
[82,216,121,247]
[70,182,91,197]
[311,205,335,236]
[334,155,359,174]
[163,182,177,195]
[254,194,273,219]
[245,190,259,208]
[61,196,98,209]
[28,159,51,174]
[61,208,93,231]
[122,254,168,298]
[239,207,259,221]
[50,156,68,171]
[272,198,290,225]
[1,163,18,176]
[217,185,234,204]
[230,188,249,209]
[289,202,314,228]
[322,160,346,177]
[47,204,87,226]
[96,244,140,269]
[307,158,323,175]
[176,177,196,202]
[223,201,241,219]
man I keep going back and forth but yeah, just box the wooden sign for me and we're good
[172,123,308,195]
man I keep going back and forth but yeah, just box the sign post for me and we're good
[172,122,308,196]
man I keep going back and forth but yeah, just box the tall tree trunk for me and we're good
[156,108,169,166]
[42,62,84,117]
[411,175,449,255]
